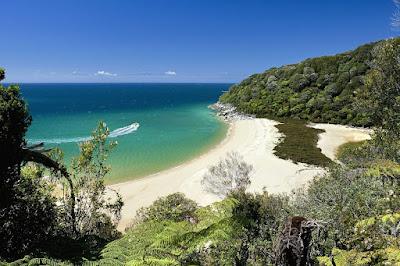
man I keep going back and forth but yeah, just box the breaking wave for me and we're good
[29,122,139,144]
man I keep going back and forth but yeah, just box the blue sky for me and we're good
[1,0,398,83]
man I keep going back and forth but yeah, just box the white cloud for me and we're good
[165,70,176,76]
[95,70,117,77]
[72,70,89,76]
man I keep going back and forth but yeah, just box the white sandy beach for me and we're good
[310,123,372,161]
[112,118,341,231]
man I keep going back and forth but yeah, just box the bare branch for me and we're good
[201,152,253,198]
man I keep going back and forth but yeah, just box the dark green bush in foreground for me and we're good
[0,74,56,259]
[0,72,122,263]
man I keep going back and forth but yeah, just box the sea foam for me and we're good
[29,122,140,144]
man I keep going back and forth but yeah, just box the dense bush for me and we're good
[0,173,57,259]
[133,192,198,225]
[96,196,239,265]
[8,139,400,265]
[0,76,57,260]
[230,191,292,265]
[288,136,400,264]
[87,191,292,265]
[220,40,393,126]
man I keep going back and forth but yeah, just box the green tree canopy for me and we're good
[220,39,395,126]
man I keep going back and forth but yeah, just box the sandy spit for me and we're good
[310,123,372,161]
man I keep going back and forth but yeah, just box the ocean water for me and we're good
[21,83,230,183]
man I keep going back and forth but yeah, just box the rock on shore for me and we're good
[209,102,254,122]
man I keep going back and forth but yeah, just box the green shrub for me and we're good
[132,193,198,225]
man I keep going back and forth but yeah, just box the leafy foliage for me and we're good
[80,191,291,265]
[0,68,5,81]
[293,131,400,265]
[0,174,57,260]
[36,122,124,263]
[229,191,292,265]
[360,38,400,162]
[0,75,57,260]
[220,40,384,126]
[133,192,198,226]
[1,256,73,266]
[95,197,239,265]
[0,81,32,203]
[362,38,400,134]
[318,213,400,265]
[5,122,400,266]
[0,69,123,262]
[59,121,123,240]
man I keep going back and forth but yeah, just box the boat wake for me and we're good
[109,123,139,138]
[29,122,140,144]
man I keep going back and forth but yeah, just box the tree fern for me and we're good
[95,198,240,265]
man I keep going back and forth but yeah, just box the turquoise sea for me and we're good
[21,83,230,183]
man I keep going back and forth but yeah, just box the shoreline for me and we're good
[109,104,372,231]
[106,111,230,185]
[110,117,325,231]
[109,119,233,188]
[105,107,229,184]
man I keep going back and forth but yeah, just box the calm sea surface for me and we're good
[21,83,230,183]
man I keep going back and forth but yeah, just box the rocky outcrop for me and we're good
[209,102,254,122]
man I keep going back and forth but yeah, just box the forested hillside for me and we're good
[220,40,391,126]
